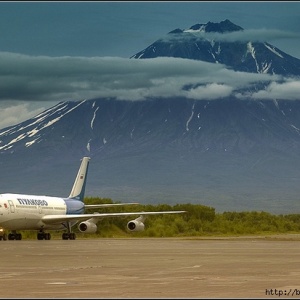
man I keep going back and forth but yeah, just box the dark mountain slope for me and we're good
[1,97,300,213]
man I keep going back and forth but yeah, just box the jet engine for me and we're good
[78,220,97,233]
[127,215,145,232]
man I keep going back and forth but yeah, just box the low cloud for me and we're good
[0,51,299,129]
[0,51,286,102]
[236,79,300,100]
[166,28,300,44]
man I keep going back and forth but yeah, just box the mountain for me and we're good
[1,20,300,214]
[131,19,300,76]
[1,96,300,214]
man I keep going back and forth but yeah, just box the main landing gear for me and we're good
[62,222,76,240]
[37,230,51,240]
[9,232,22,240]
[37,231,76,240]
[0,230,21,240]
[62,232,76,240]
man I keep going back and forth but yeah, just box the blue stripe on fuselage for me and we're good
[64,198,85,214]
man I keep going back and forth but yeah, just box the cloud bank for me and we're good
[178,28,300,44]
[0,51,299,129]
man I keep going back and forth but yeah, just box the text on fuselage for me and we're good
[17,198,48,206]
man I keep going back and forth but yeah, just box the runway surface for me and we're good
[1,236,300,298]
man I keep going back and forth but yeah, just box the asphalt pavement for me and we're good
[1,236,300,298]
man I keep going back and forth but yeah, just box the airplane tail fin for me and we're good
[68,157,91,202]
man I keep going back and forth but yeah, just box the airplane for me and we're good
[0,156,186,240]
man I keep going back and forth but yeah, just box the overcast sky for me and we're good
[0,1,300,129]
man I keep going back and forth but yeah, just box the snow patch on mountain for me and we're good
[0,100,86,151]
[264,43,284,58]
[186,102,195,131]
[91,105,99,130]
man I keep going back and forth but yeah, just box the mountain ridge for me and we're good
[131,19,300,76]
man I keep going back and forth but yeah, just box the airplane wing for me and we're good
[41,211,186,225]
[84,203,139,209]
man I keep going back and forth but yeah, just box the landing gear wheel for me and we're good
[62,232,76,240]
[37,231,51,240]
[62,232,68,240]
[8,232,22,240]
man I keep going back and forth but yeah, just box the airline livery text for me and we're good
[17,198,48,206]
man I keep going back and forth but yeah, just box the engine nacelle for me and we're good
[78,220,98,233]
[127,218,145,232]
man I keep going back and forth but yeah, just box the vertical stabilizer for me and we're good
[68,157,91,201]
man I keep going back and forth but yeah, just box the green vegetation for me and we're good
[19,197,300,239]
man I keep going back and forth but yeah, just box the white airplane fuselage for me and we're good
[0,193,83,231]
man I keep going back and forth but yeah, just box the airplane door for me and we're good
[8,200,15,213]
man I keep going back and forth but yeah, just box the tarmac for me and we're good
[1,235,300,299]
